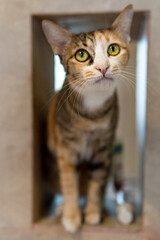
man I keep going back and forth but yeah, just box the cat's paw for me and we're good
[62,209,81,233]
[85,211,101,225]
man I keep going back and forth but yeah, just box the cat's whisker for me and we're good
[56,76,87,115]
[72,81,85,117]
[120,69,136,75]
[117,74,136,89]
[56,87,74,114]
[40,80,79,112]
[40,94,55,113]
[119,71,136,78]
[120,71,160,98]
[117,76,135,108]
[120,73,136,80]
[56,78,83,108]
[118,72,136,84]
[119,73,159,107]
[76,83,87,118]
[118,74,134,90]
[125,65,136,69]
[72,81,87,117]
[56,80,84,114]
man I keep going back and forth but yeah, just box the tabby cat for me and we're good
[42,5,133,233]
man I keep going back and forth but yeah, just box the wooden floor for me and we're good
[0,225,157,240]
[1,202,160,240]
[1,216,143,240]
[37,214,142,232]
[0,224,143,240]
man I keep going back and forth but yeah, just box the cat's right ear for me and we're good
[42,20,73,56]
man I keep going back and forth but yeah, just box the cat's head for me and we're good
[42,5,133,92]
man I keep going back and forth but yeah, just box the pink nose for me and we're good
[96,66,109,76]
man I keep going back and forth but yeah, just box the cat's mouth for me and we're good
[95,76,113,84]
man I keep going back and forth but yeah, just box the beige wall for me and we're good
[0,0,160,233]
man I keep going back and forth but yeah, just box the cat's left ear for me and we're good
[42,20,73,56]
[111,5,133,43]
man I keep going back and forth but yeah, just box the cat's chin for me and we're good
[84,78,117,94]
[70,76,116,93]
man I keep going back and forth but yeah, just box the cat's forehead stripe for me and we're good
[77,32,94,42]
[75,31,112,50]
[94,31,110,43]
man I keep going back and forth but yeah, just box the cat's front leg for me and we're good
[85,150,112,225]
[85,177,103,225]
[57,141,81,233]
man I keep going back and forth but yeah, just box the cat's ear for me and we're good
[111,5,133,43]
[42,20,73,55]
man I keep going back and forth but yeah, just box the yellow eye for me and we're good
[75,49,89,62]
[107,44,120,56]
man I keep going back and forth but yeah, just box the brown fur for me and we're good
[42,5,133,233]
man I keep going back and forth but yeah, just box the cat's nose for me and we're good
[96,66,109,76]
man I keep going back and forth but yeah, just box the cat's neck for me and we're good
[66,79,117,119]
[82,85,116,112]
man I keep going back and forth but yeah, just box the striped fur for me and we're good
[42,5,133,233]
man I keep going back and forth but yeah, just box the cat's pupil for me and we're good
[111,46,115,52]
[80,51,83,57]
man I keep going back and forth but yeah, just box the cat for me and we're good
[42,4,133,233]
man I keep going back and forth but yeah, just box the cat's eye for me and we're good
[75,49,90,62]
[107,44,120,56]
